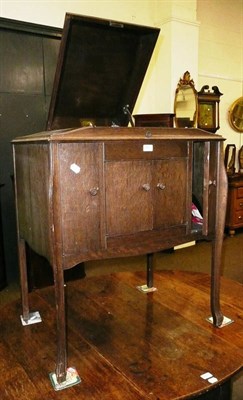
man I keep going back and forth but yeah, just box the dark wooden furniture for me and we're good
[12,13,228,389]
[13,128,228,387]
[225,174,243,236]
[0,271,242,399]
[134,113,175,127]
[0,17,62,284]
[0,184,6,290]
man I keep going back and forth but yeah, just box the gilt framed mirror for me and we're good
[174,71,197,128]
[238,145,243,173]
[228,97,243,132]
[224,144,236,175]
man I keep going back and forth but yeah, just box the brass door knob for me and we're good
[142,183,150,191]
[157,183,166,190]
[209,180,217,186]
[89,187,99,196]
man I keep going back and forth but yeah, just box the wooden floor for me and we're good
[0,270,243,399]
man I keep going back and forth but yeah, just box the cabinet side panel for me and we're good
[14,144,32,240]
[14,143,52,261]
[193,142,204,212]
[208,141,217,235]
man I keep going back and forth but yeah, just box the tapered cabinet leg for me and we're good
[209,144,233,328]
[18,238,29,321]
[137,253,157,293]
[49,266,81,390]
[147,253,154,288]
[18,238,42,326]
[54,266,67,383]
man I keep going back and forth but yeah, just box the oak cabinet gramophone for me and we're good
[12,13,228,389]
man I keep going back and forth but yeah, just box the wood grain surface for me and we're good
[0,270,242,399]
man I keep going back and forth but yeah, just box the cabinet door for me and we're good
[105,160,153,235]
[58,143,102,255]
[153,159,188,228]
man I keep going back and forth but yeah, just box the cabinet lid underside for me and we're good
[46,13,160,131]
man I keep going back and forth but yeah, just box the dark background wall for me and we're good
[0,18,62,285]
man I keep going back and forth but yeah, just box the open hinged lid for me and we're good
[47,13,160,130]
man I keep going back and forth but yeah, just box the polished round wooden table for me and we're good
[0,270,242,399]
